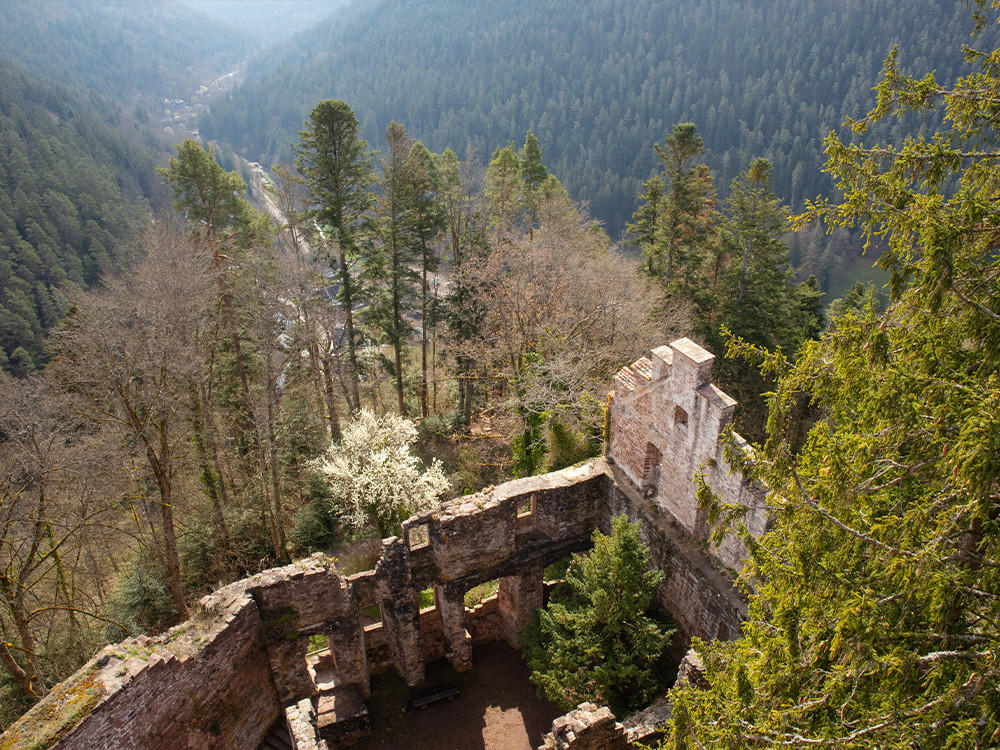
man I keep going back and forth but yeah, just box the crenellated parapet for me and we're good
[608,338,768,571]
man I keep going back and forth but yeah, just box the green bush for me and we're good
[289,501,342,555]
[522,516,673,717]
[0,669,34,733]
[103,562,178,639]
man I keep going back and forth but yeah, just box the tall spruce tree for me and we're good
[294,100,375,412]
[519,130,547,239]
[629,123,717,296]
[406,141,446,418]
[698,158,819,441]
[484,143,521,250]
[368,121,421,416]
[669,4,1000,747]
[523,516,672,717]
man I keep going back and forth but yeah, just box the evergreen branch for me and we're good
[788,465,916,558]
[952,287,1000,322]
[917,649,992,663]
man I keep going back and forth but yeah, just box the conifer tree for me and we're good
[630,123,717,296]
[519,130,547,239]
[484,143,521,250]
[698,158,819,440]
[368,121,421,416]
[406,141,446,417]
[294,100,375,411]
[523,516,672,717]
[670,5,1000,746]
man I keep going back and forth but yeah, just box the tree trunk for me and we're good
[153,420,188,619]
[0,629,45,699]
[736,237,751,304]
[338,244,362,412]
[0,578,47,699]
[431,283,438,414]
[421,260,429,418]
[392,249,406,417]
[191,382,232,565]
[264,353,290,563]
[320,347,344,442]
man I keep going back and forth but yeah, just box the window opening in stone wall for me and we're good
[306,633,340,691]
[307,632,330,654]
[642,442,662,490]
[407,521,429,549]
[415,587,435,612]
[464,578,500,610]
[361,602,383,626]
[674,404,688,429]
[542,554,576,605]
[517,494,535,517]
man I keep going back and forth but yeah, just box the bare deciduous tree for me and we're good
[51,226,215,619]
[0,374,127,704]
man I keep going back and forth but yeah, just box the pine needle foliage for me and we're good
[523,515,672,717]
[669,4,1000,747]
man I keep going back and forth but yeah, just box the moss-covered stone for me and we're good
[0,667,103,750]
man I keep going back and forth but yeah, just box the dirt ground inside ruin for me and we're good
[352,642,563,750]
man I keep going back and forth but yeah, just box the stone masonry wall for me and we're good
[12,582,281,750]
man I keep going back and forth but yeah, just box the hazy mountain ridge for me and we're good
[200,0,991,238]
[0,0,253,104]
[184,0,351,45]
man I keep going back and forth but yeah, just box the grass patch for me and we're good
[418,588,435,609]
[308,634,328,652]
[464,580,498,608]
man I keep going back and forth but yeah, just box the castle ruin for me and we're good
[0,339,767,750]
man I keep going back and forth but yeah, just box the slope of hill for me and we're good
[0,0,253,104]
[0,59,153,373]
[199,0,994,238]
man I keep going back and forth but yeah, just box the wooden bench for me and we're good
[410,684,461,709]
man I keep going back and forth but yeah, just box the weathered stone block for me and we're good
[539,702,628,750]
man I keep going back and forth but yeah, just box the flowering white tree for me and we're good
[316,410,449,538]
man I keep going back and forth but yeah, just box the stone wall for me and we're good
[1,579,280,750]
[604,471,747,654]
[2,339,763,750]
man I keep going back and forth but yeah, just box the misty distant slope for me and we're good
[0,59,154,373]
[184,0,351,44]
[200,0,992,237]
[0,0,253,104]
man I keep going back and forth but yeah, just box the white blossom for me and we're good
[315,410,449,537]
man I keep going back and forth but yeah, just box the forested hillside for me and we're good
[199,0,993,238]
[0,0,270,374]
[0,60,153,372]
[0,0,252,104]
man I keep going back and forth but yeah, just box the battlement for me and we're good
[608,338,766,570]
